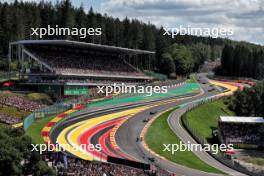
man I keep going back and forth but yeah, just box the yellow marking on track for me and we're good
[209,80,238,96]
[57,126,95,160]
[57,107,148,160]
[55,87,204,160]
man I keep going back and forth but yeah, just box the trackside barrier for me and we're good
[23,95,115,130]
[23,113,35,130]
[23,102,71,130]
[180,95,262,176]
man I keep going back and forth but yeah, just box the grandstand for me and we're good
[218,116,264,148]
[8,40,155,97]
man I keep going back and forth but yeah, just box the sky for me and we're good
[4,0,264,45]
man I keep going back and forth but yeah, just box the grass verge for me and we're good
[145,109,224,174]
[25,115,56,144]
[183,100,234,142]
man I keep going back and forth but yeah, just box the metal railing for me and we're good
[23,101,72,130]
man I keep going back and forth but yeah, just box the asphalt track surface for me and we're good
[50,85,199,159]
[116,75,246,176]
[50,75,246,176]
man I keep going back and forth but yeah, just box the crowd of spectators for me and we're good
[0,94,45,112]
[0,113,21,125]
[26,46,146,77]
[219,123,264,146]
[43,152,172,176]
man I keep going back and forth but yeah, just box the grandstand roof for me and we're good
[220,116,264,123]
[11,40,155,55]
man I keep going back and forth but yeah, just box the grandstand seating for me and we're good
[43,152,172,176]
[0,113,21,125]
[25,45,146,77]
[219,122,264,147]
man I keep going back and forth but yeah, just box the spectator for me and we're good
[0,93,45,112]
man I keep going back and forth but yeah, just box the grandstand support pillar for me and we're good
[8,43,11,79]
[148,54,151,71]
[21,46,25,79]
[17,44,21,80]
[151,54,154,71]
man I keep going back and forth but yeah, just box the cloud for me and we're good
[100,0,264,44]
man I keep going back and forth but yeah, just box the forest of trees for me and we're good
[0,127,55,175]
[216,44,264,79]
[0,0,263,77]
[227,81,264,117]
[159,43,216,76]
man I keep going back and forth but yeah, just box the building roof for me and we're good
[10,40,155,55]
[220,116,264,123]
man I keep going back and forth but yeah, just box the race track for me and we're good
[48,74,247,176]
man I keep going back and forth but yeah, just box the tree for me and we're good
[218,44,264,79]
[190,43,211,71]
[0,128,55,176]
[221,45,235,75]
[230,81,264,117]
[56,0,75,39]
[160,52,175,76]
[163,44,194,76]
[140,24,155,50]
[0,0,263,79]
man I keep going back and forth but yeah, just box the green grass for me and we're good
[145,109,224,174]
[25,115,56,144]
[183,100,234,141]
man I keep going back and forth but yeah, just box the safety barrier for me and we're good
[23,102,71,130]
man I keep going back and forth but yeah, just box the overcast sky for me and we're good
[4,0,264,45]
